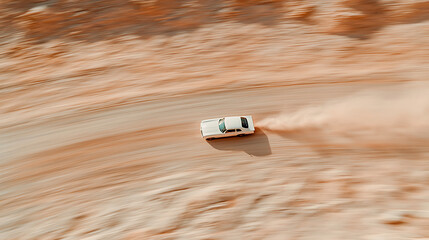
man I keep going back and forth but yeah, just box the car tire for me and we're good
[206,138,213,141]
[238,134,245,137]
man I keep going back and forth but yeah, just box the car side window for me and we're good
[236,129,242,132]
[226,129,235,133]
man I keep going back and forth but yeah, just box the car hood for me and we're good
[201,119,223,136]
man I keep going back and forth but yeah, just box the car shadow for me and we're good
[207,128,271,156]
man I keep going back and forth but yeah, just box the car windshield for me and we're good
[219,118,226,133]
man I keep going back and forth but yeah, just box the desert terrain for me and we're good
[1,0,429,239]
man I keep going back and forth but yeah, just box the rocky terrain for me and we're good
[1,0,429,239]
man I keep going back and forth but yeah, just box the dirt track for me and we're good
[3,80,429,239]
[1,0,429,239]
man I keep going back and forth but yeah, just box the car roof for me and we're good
[224,117,243,130]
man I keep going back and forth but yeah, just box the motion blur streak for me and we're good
[1,0,429,239]
[258,83,429,147]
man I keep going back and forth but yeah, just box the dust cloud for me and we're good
[258,83,429,147]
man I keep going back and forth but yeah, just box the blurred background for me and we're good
[1,0,429,239]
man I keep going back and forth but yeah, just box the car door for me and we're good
[235,129,244,135]
[224,129,237,137]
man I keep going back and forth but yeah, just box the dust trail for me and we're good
[257,83,429,147]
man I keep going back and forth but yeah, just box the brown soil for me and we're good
[1,0,429,239]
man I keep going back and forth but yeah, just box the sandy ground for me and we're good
[3,81,429,240]
[1,0,429,239]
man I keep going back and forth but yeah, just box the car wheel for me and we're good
[237,134,245,137]
[206,138,213,141]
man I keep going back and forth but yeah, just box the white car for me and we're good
[200,116,255,140]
